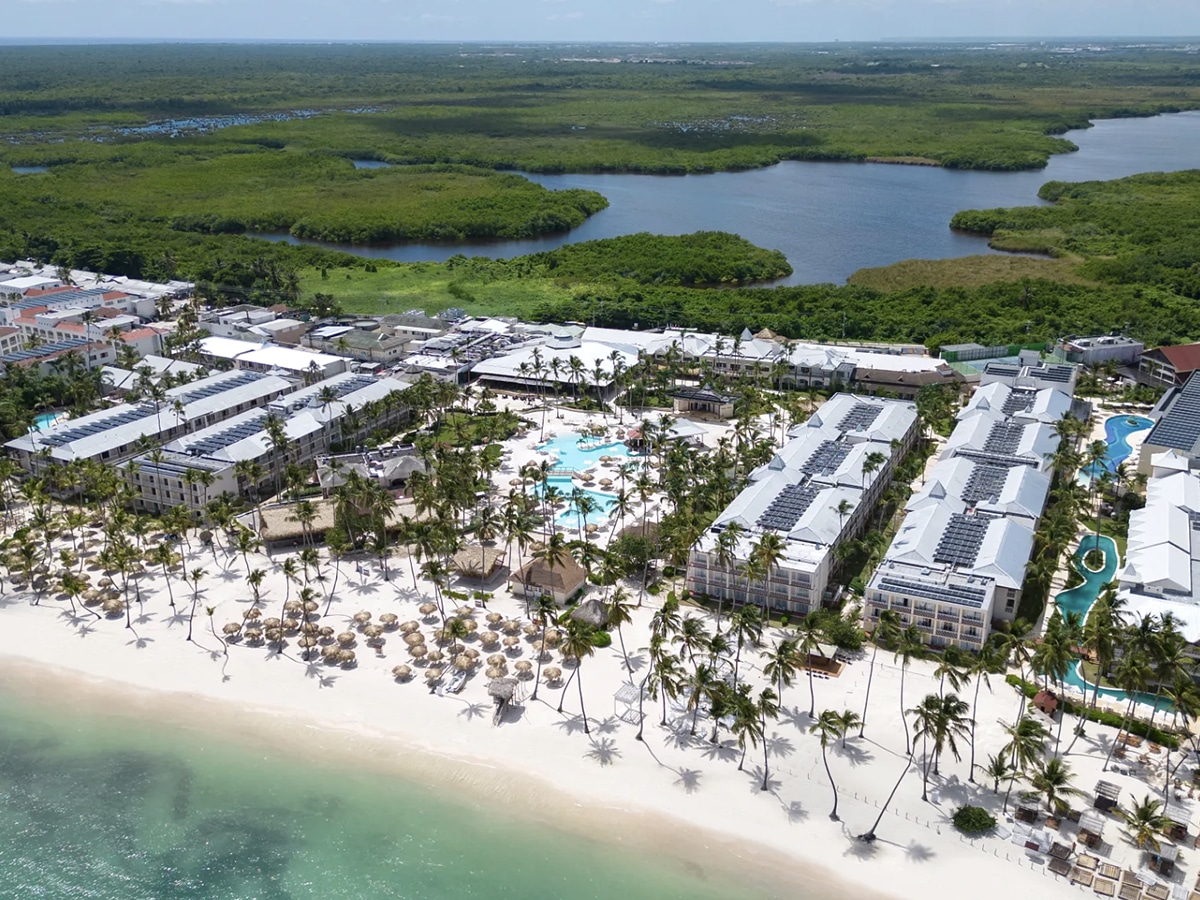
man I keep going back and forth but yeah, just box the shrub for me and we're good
[1005,675,1179,748]
[953,805,996,835]
[591,631,613,649]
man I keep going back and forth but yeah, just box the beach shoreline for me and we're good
[0,579,1078,900]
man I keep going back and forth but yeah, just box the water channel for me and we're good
[258,111,1200,283]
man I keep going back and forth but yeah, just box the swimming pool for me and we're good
[29,412,64,432]
[1056,534,1173,710]
[1081,415,1154,479]
[538,434,630,473]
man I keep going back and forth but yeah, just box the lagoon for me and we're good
[259,112,1200,284]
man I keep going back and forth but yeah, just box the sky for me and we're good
[5,0,1200,43]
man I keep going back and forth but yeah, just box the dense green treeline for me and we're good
[527,232,791,285]
[527,280,1200,350]
[951,169,1200,297]
[4,43,1200,174]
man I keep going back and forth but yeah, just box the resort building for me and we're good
[121,373,413,513]
[509,556,588,606]
[196,336,349,382]
[686,394,919,615]
[101,356,206,396]
[1054,334,1144,367]
[5,369,295,475]
[0,326,24,357]
[979,351,1078,394]
[0,287,142,325]
[0,338,116,375]
[12,304,163,358]
[672,385,737,419]
[1139,343,1200,388]
[470,339,639,399]
[864,385,1070,649]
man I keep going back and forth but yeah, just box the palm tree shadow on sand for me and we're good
[835,741,874,768]
[585,737,621,766]
[675,767,703,794]
[746,765,782,796]
[458,702,490,721]
[553,715,590,736]
[783,799,808,823]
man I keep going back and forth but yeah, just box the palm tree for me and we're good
[607,586,635,678]
[727,604,763,689]
[934,646,970,698]
[982,752,1016,794]
[894,625,926,754]
[1120,795,1171,852]
[763,637,802,708]
[966,643,1003,781]
[1030,757,1085,814]
[860,609,900,738]
[757,686,781,791]
[748,531,784,615]
[684,662,720,736]
[557,620,598,734]
[1103,651,1152,773]
[185,566,206,642]
[859,748,915,844]
[795,611,826,718]
[811,710,846,820]
[149,542,180,608]
[1000,716,1049,813]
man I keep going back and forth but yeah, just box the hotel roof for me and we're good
[1146,373,1200,454]
[961,383,1073,425]
[907,456,1052,522]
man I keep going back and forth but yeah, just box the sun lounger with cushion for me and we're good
[1077,856,1099,871]
[1119,884,1143,900]
[1100,863,1122,880]
[1073,869,1096,887]
[1095,879,1117,897]
[1050,858,1073,877]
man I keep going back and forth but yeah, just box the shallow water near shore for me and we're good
[0,686,757,899]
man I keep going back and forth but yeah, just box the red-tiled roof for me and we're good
[1154,343,1200,373]
[26,286,72,297]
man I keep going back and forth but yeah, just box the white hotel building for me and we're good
[865,383,1069,650]
[686,394,919,615]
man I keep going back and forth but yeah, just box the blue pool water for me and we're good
[540,476,618,528]
[1057,534,1173,710]
[1081,415,1154,479]
[538,434,630,473]
[29,412,63,432]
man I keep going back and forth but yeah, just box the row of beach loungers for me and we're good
[1066,856,1173,900]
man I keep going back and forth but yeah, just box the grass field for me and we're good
[847,254,1095,291]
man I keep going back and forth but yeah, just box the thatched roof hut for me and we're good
[507,557,587,604]
[452,545,506,579]
[570,598,610,629]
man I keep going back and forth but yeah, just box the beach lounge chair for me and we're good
[1122,871,1141,886]
[1095,879,1117,897]
[1073,869,1096,887]
[1100,863,1122,881]
[1145,885,1169,900]
[1118,884,1142,900]
[1078,856,1099,871]
[1050,858,1073,877]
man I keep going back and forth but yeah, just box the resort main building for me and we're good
[686,394,920,615]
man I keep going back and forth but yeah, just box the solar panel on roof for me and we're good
[838,402,883,432]
[962,464,1009,505]
[932,513,990,568]
[1147,375,1200,452]
[801,440,852,476]
[876,576,988,608]
[185,411,270,456]
[756,482,820,531]
[173,370,261,404]
[1000,389,1037,417]
[956,449,1034,469]
[983,421,1024,455]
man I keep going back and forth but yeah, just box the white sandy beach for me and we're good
[0,543,1136,900]
[2,402,1186,900]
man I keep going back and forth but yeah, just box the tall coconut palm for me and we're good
[811,710,846,820]
[530,595,558,702]
[934,646,970,698]
[795,611,826,719]
[894,625,926,754]
[149,542,180,609]
[557,620,598,734]
[860,609,900,738]
[982,752,1016,794]
[1000,716,1049,812]
[683,662,720,736]
[730,684,763,772]
[607,586,635,679]
[185,566,206,643]
[756,686,781,791]
[1030,757,1085,814]
[966,642,1003,781]
[763,637,803,708]
[1103,651,1152,773]
[727,604,763,690]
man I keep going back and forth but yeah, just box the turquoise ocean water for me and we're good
[0,687,759,899]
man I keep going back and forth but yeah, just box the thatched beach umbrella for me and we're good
[426,649,445,664]
[487,653,507,667]
[222,622,241,636]
[418,602,438,617]
[509,478,523,487]
[319,625,335,640]
[303,599,320,615]
[98,577,113,588]
[336,631,356,646]
[339,649,357,667]
[515,661,533,678]
[502,619,521,635]
[425,667,444,683]
[263,617,282,630]
[244,628,264,643]
[301,621,320,635]
[464,648,480,660]
[265,627,283,643]
[363,624,384,640]
[379,613,399,629]
[585,524,599,535]
[400,620,420,633]
[243,608,262,621]
[284,600,302,615]
[321,645,339,661]
[102,597,124,617]
[434,627,450,643]
[480,630,499,647]
[522,623,539,636]
[464,619,478,634]
[485,612,504,625]
[282,618,300,634]
[410,644,428,659]
[543,666,562,684]
[544,629,562,646]
[353,610,372,625]
[599,478,613,488]
[404,632,425,646]
[455,605,475,617]
[486,665,505,679]
[454,654,473,671]
[392,665,413,681]
[502,635,522,651]
[298,635,317,649]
